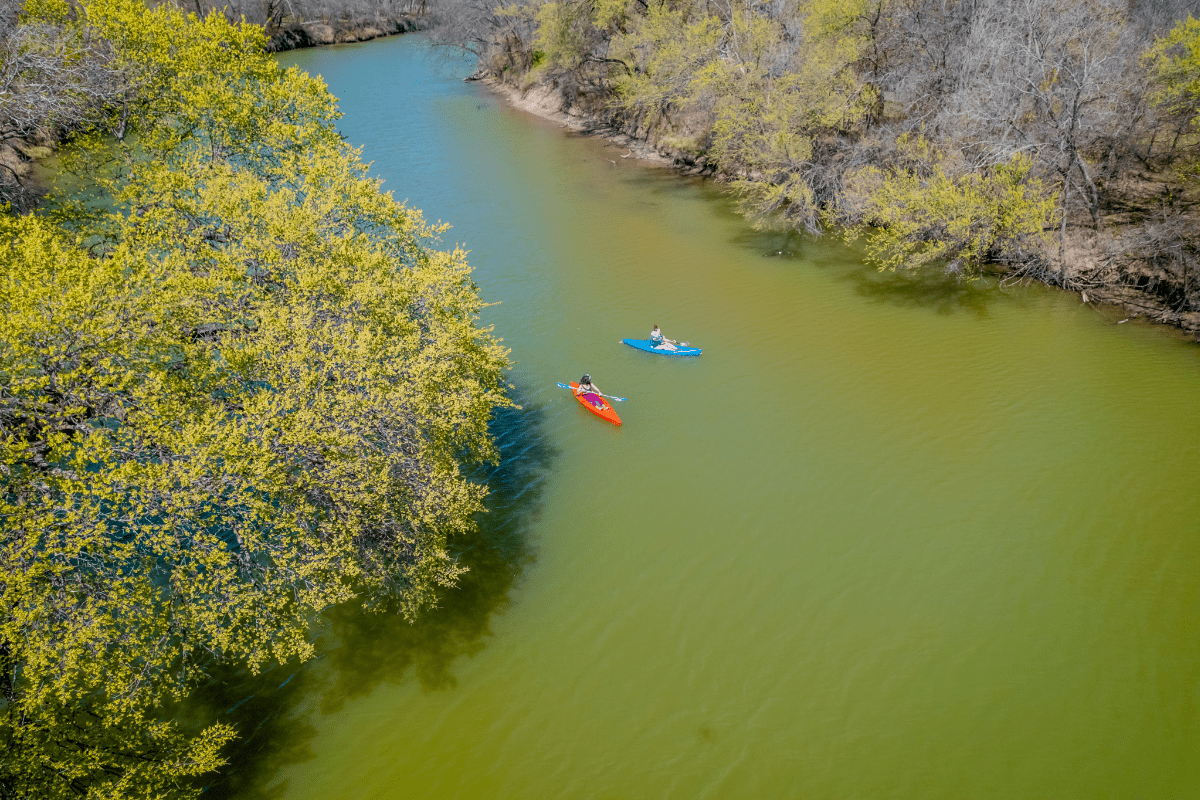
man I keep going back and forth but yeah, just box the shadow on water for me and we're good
[618,164,1016,319]
[727,226,810,259]
[729,222,1001,317]
[841,261,999,317]
[192,390,555,799]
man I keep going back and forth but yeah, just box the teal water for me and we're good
[205,34,1200,799]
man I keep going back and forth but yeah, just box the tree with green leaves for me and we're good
[1,0,510,796]
[1146,15,1200,175]
[845,137,1057,275]
[607,0,878,231]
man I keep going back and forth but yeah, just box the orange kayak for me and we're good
[570,382,622,426]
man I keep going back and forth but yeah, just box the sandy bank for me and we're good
[478,78,692,170]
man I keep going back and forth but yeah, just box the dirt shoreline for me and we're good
[479,77,1200,340]
[265,14,427,52]
[479,79,674,168]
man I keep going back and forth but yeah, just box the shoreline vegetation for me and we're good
[437,0,1200,338]
[0,3,427,208]
[264,11,427,51]
[1,1,509,797]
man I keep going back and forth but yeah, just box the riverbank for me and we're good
[0,132,58,213]
[479,73,1200,340]
[266,14,428,51]
[478,79,673,168]
[1,13,428,211]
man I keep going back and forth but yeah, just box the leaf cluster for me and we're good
[607,0,878,230]
[1144,14,1200,185]
[1145,15,1200,125]
[2,1,511,796]
[846,139,1057,274]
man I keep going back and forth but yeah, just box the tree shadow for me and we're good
[728,222,1002,317]
[726,226,812,259]
[840,261,999,317]
[191,390,554,799]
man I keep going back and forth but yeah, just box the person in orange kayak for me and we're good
[650,324,678,350]
[576,374,602,397]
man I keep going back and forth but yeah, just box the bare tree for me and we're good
[927,0,1145,263]
[0,0,123,209]
[428,0,538,73]
[863,0,980,124]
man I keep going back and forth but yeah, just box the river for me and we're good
[202,34,1200,799]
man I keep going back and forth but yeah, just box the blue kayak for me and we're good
[622,338,702,357]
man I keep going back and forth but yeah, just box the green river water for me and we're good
[203,34,1200,799]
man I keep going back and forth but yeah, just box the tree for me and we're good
[845,137,1057,274]
[0,0,124,209]
[430,0,539,70]
[1,0,511,796]
[608,0,878,230]
[1145,14,1200,171]
[933,0,1143,259]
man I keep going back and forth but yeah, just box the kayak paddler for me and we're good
[575,374,602,397]
[650,324,678,350]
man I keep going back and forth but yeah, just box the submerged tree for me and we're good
[0,0,510,796]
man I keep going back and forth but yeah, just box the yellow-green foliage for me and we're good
[2,0,510,796]
[520,0,876,232]
[1146,15,1200,121]
[610,0,876,227]
[534,1,593,70]
[611,3,722,111]
[1,214,241,799]
[533,0,629,72]
[847,141,1057,273]
[714,0,877,226]
[1145,16,1200,179]
[19,0,72,22]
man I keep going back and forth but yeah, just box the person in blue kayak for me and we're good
[650,324,678,350]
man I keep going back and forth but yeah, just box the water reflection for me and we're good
[725,222,1000,316]
[726,225,809,259]
[194,391,554,798]
[844,264,998,316]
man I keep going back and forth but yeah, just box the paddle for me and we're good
[556,382,628,402]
